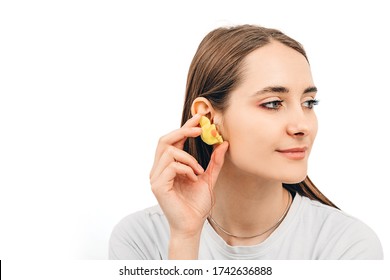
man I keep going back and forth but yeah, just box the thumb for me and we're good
[205,141,229,188]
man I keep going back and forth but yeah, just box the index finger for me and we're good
[182,113,202,128]
[172,113,203,149]
[152,114,202,170]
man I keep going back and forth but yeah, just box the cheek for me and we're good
[309,114,318,144]
[219,110,315,183]
[221,116,279,167]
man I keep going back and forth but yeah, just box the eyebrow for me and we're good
[252,86,317,96]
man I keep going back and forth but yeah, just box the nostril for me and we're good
[294,132,305,136]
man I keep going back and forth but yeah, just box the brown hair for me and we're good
[180,24,338,209]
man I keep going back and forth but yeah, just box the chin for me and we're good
[282,179,305,184]
[280,172,307,184]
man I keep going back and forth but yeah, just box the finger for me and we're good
[151,146,204,182]
[155,114,201,159]
[155,126,202,157]
[172,114,202,149]
[204,141,229,189]
[151,161,198,195]
[182,113,202,128]
[158,114,201,149]
[150,127,202,177]
[158,126,202,148]
[150,114,202,179]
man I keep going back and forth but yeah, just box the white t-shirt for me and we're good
[109,192,383,259]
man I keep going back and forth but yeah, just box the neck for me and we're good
[210,163,291,246]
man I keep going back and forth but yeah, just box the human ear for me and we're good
[191,97,224,145]
[191,97,215,121]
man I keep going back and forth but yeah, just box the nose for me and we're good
[286,109,311,137]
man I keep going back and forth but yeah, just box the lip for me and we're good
[276,147,308,160]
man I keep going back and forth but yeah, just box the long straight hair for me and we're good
[181,25,338,209]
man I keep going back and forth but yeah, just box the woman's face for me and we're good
[218,41,318,184]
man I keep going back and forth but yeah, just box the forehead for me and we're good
[238,41,314,91]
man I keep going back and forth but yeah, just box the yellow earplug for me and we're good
[199,116,223,145]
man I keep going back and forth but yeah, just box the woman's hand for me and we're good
[149,114,228,258]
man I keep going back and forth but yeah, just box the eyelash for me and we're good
[261,99,319,110]
[303,99,320,109]
[261,100,284,110]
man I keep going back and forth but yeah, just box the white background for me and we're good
[1,0,389,261]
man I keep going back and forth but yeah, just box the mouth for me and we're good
[276,147,308,160]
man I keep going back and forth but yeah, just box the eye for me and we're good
[302,99,319,109]
[261,100,284,110]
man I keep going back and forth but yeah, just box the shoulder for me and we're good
[109,205,169,260]
[297,195,383,259]
[114,205,166,231]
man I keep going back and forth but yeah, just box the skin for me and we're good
[219,40,317,185]
[150,41,318,259]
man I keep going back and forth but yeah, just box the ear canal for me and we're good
[199,116,224,145]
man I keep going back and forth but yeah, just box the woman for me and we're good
[109,25,383,259]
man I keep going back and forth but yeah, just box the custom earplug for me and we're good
[199,116,223,145]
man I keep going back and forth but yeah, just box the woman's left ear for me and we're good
[191,97,216,121]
